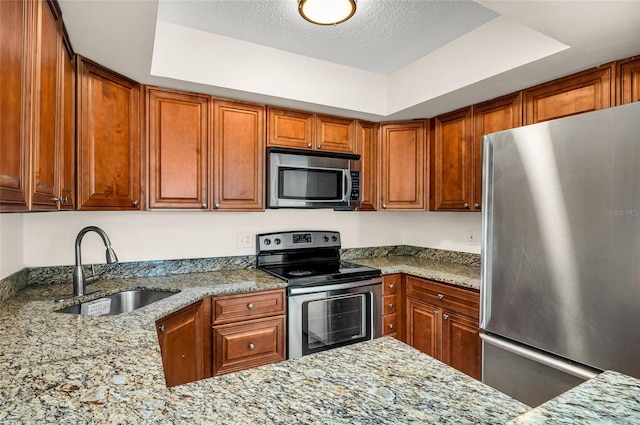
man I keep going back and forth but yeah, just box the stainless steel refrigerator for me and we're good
[480,102,640,407]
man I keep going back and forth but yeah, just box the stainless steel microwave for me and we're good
[267,148,361,210]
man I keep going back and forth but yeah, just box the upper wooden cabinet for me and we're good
[355,120,378,211]
[146,87,210,209]
[430,108,473,211]
[58,29,75,210]
[267,107,356,154]
[524,65,613,125]
[617,56,640,105]
[0,0,33,211]
[379,120,427,211]
[77,57,141,210]
[213,99,265,211]
[471,93,521,211]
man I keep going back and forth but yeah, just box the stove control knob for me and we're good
[274,238,281,245]
[264,238,271,246]
[323,235,329,242]
[331,236,338,242]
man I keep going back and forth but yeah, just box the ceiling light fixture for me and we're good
[298,0,356,26]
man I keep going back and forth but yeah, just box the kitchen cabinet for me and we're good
[156,300,208,387]
[76,56,141,210]
[58,29,75,210]
[381,274,403,340]
[212,289,286,376]
[355,120,378,211]
[146,87,209,209]
[213,99,265,211]
[616,56,640,105]
[0,0,33,210]
[267,107,356,154]
[523,65,613,125]
[405,275,481,380]
[379,120,428,211]
[430,108,473,211]
[471,93,521,211]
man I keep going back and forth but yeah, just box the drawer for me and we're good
[383,274,401,295]
[383,314,397,335]
[213,316,286,375]
[406,276,479,318]
[383,294,398,315]
[213,289,285,324]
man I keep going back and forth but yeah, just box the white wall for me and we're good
[8,210,481,277]
[0,213,25,278]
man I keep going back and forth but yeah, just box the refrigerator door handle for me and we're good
[480,333,601,381]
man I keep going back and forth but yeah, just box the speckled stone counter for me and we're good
[511,371,640,424]
[355,256,481,290]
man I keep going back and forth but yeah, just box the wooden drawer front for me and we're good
[213,289,285,324]
[384,294,398,315]
[383,274,401,295]
[383,314,398,335]
[406,276,479,318]
[213,317,286,375]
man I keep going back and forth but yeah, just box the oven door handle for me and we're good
[288,277,382,295]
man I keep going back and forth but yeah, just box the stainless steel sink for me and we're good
[55,289,180,316]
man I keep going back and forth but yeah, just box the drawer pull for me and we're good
[248,343,255,350]
[388,323,394,329]
[437,294,444,300]
[388,284,394,289]
[388,303,394,309]
[247,303,254,310]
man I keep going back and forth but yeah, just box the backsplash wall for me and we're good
[1,209,481,280]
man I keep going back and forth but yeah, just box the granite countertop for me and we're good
[357,256,481,290]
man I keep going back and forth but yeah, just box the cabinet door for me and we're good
[441,310,481,380]
[524,65,613,124]
[213,99,265,211]
[77,57,141,210]
[472,93,521,211]
[431,108,472,211]
[213,316,286,375]
[267,107,314,150]
[406,298,440,359]
[356,120,378,211]
[147,88,209,209]
[0,0,32,210]
[316,114,356,154]
[616,56,640,105]
[30,0,61,210]
[57,29,75,210]
[156,301,205,387]
[380,121,427,211]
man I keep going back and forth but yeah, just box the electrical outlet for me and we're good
[468,230,478,245]
[236,232,253,249]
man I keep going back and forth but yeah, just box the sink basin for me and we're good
[56,289,180,316]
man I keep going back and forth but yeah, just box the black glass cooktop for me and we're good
[260,260,380,286]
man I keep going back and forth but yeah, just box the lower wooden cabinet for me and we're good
[381,274,403,340]
[156,301,206,388]
[405,275,481,380]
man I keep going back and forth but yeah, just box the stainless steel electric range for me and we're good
[256,231,382,359]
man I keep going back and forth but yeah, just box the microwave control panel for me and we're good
[350,171,360,201]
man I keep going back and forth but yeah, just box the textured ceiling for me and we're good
[156,0,499,74]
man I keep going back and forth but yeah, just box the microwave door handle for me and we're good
[344,171,352,201]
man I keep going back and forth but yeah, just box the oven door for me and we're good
[288,278,382,359]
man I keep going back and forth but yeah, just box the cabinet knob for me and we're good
[443,314,449,320]
[474,203,480,209]
[382,203,387,209]
[463,203,470,209]
[317,144,322,149]
[433,309,439,315]
[388,283,394,289]
[388,323,394,329]
[158,325,166,332]
[62,196,69,204]
[437,293,444,300]
[132,200,139,207]
[248,343,255,350]
[307,143,312,148]
[388,303,394,309]
[214,203,220,209]
[201,203,208,209]
[247,303,254,310]
[51,197,61,202]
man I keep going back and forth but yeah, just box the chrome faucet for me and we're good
[73,226,118,297]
